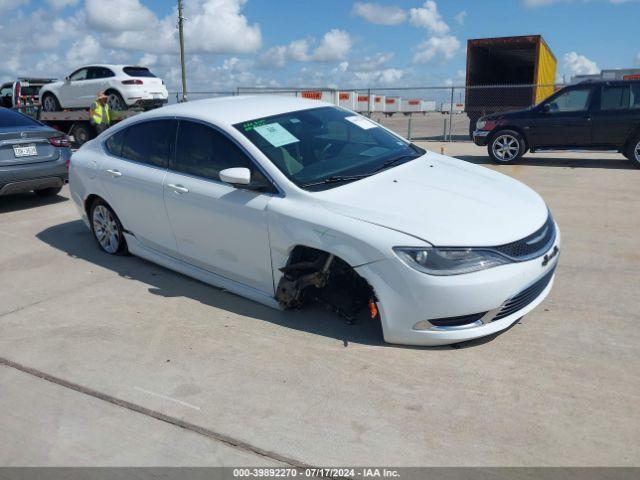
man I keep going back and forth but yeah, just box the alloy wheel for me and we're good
[92,205,120,254]
[492,134,520,162]
[635,140,640,162]
[43,96,56,112]
[107,93,124,111]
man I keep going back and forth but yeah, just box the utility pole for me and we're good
[177,0,187,102]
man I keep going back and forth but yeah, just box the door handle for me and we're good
[168,183,189,194]
[106,169,122,177]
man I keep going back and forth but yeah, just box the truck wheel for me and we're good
[42,93,60,112]
[71,123,94,147]
[106,91,126,111]
[488,130,526,164]
[624,135,640,169]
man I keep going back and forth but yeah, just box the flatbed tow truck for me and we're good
[36,109,142,147]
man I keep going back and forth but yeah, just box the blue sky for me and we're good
[0,0,638,91]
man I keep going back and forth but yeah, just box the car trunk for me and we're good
[0,126,60,167]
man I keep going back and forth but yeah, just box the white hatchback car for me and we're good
[40,65,168,112]
[69,96,560,346]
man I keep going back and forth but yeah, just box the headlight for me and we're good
[476,119,486,130]
[393,247,511,276]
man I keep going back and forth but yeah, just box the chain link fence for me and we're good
[170,83,565,142]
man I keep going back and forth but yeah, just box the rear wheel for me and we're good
[488,130,526,164]
[624,135,640,169]
[106,91,126,111]
[42,93,60,112]
[71,123,94,147]
[34,186,62,197]
[90,199,127,255]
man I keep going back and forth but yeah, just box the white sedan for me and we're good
[40,64,168,112]
[69,96,560,346]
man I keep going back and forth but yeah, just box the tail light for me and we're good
[49,135,71,148]
[122,79,144,85]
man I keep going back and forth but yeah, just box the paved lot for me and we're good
[1,143,639,466]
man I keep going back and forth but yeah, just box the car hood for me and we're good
[313,152,548,247]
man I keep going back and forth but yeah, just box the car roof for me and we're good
[140,95,335,127]
[74,64,150,71]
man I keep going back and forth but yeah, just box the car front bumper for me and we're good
[0,151,69,196]
[355,225,561,346]
[472,129,491,146]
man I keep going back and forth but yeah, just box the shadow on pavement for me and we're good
[0,192,67,214]
[456,154,635,170]
[37,220,514,350]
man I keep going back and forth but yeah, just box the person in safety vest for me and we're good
[90,91,111,135]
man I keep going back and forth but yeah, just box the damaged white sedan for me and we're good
[70,95,560,346]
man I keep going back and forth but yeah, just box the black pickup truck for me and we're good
[473,80,640,168]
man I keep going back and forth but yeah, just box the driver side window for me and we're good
[69,69,88,81]
[549,88,591,113]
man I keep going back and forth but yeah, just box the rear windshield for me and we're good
[123,67,156,78]
[0,108,40,128]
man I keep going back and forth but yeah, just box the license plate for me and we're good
[152,93,162,99]
[13,144,38,157]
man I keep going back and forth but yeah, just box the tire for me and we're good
[71,123,94,147]
[90,199,128,255]
[106,91,126,111]
[34,186,62,197]
[624,135,640,169]
[41,93,60,112]
[488,129,526,164]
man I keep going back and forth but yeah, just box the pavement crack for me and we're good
[0,356,313,471]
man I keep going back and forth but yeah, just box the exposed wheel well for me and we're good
[84,194,101,219]
[276,245,378,322]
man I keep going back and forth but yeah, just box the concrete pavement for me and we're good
[0,143,639,466]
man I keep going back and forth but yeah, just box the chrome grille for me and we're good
[493,215,556,260]
[493,265,556,321]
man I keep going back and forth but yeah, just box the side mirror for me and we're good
[219,167,251,186]
[64,76,71,83]
[541,103,551,113]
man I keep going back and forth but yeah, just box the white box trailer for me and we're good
[440,102,465,114]
[383,97,401,116]
[297,90,336,103]
[372,95,385,113]
[338,91,357,110]
[402,99,424,114]
[356,94,371,113]
[423,100,437,112]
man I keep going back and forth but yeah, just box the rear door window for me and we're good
[630,84,640,109]
[120,120,176,168]
[601,85,631,110]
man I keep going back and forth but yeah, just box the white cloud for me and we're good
[96,0,262,55]
[85,0,157,31]
[524,0,637,6]
[409,1,449,36]
[47,0,80,8]
[66,36,101,66]
[351,52,394,72]
[563,51,599,75]
[354,68,404,85]
[312,29,352,62]
[262,39,311,68]
[0,0,28,12]
[413,35,460,63]
[352,2,407,25]
[454,10,467,25]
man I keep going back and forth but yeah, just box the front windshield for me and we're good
[234,106,424,190]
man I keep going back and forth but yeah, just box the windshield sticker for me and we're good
[345,115,377,130]
[242,119,267,131]
[359,146,390,157]
[254,123,299,147]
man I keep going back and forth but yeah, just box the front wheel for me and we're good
[90,200,127,255]
[624,135,640,169]
[488,130,526,164]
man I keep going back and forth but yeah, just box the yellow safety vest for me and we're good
[91,101,111,126]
